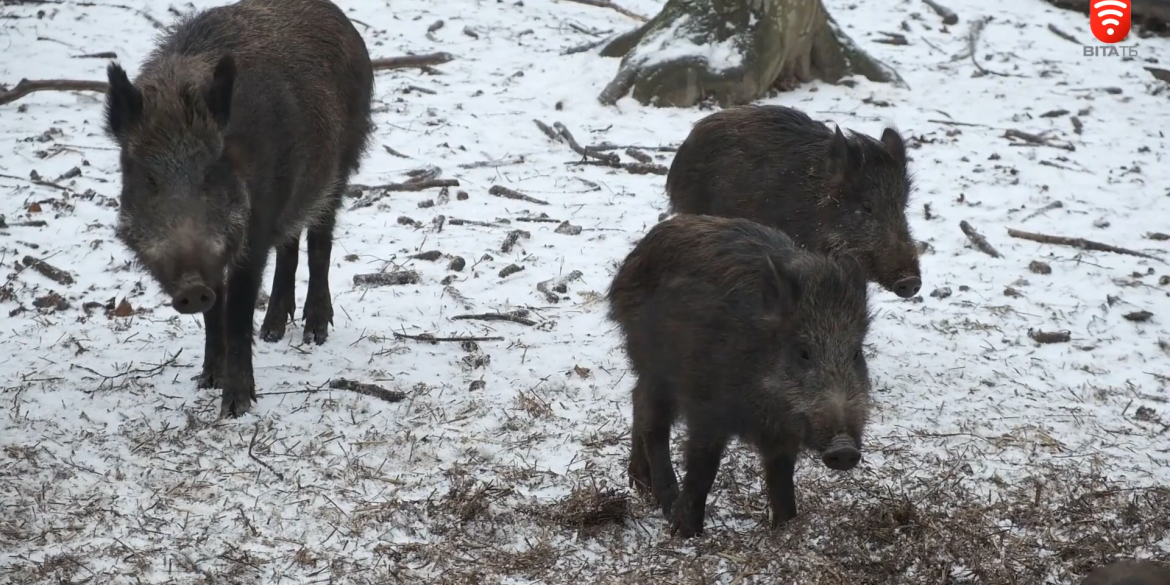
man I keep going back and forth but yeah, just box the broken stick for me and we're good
[959,221,1001,258]
[489,185,549,205]
[22,255,75,286]
[0,53,454,107]
[452,311,536,326]
[370,52,454,71]
[559,0,648,22]
[922,0,959,25]
[394,332,504,343]
[0,79,109,106]
[1006,228,1164,262]
[353,179,459,193]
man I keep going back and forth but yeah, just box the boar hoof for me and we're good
[193,368,222,390]
[627,456,652,496]
[259,317,288,343]
[219,380,257,418]
[302,323,329,345]
[303,293,333,346]
[669,497,705,539]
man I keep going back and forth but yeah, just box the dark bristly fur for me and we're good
[104,0,374,418]
[607,214,874,539]
[1081,560,1170,585]
[665,104,923,298]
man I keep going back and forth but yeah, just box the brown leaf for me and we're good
[113,298,134,317]
[27,202,42,213]
[573,365,591,379]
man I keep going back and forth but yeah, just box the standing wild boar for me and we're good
[104,0,374,417]
[607,214,874,538]
[666,104,922,299]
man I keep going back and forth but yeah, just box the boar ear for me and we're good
[881,127,905,164]
[825,125,855,190]
[105,63,142,140]
[205,54,236,128]
[762,254,800,318]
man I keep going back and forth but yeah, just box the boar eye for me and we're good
[861,201,874,214]
[800,349,811,361]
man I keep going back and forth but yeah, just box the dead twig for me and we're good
[1003,129,1075,151]
[537,270,584,303]
[22,255,74,285]
[558,0,648,22]
[452,311,536,326]
[0,79,109,106]
[1021,201,1064,222]
[552,122,623,166]
[959,221,1002,258]
[327,378,407,402]
[1006,228,1164,262]
[371,52,454,71]
[248,424,284,480]
[2,52,454,107]
[1029,329,1071,344]
[353,270,421,287]
[393,332,504,343]
[353,179,459,193]
[0,217,48,228]
[1047,23,1079,44]
[489,185,549,205]
[962,17,1012,78]
[922,0,959,25]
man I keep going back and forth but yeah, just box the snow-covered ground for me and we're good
[2,0,1169,583]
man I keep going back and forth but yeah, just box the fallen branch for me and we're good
[1029,329,1071,344]
[0,217,48,228]
[961,17,1012,78]
[537,270,584,303]
[248,424,284,480]
[959,221,1002,258]
[353,179,459,193]
[559,0,648,22]
[1,53,454,107]
[22,255,75,285]
[1003,128,1074,151]
[0,79,109,106]
[922,0,959,25]
[1006,228,1164,262]
[74,349,183,392]
[452,311,536,326]
[586,142,678,152]
[552,122,623,166]
[393,332,504,343]
[327,378,407,402]
[371,52,454,71]
[489,185,549,205]
[534,119,560,141]
[353,270,421,287]
[1047,23,1079,44]
[1021,201,1064,222]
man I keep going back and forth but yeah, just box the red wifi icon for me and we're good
[1090,0,1131,44]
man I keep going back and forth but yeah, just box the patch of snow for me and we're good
[628,13,746,72]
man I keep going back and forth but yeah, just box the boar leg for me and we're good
[219,247,268,417]
[303,187,342,345]
[670,425,728,539]
[259,236,300,343]
[632,376,679,516]
[760,440,800,528]
[194,284,227,390]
